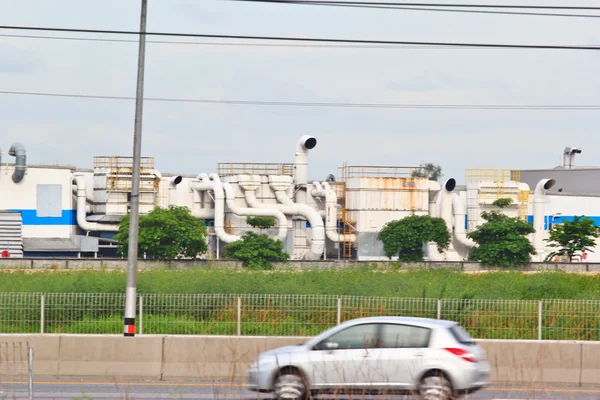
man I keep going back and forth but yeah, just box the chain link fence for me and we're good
[1,293,599,340]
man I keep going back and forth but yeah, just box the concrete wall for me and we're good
[1,258,600,273]
[0,335,598,387]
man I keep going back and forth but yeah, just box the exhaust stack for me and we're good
[8,143,26,183]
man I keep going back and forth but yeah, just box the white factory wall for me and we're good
[531,193,600,262]
[0,164,76,238]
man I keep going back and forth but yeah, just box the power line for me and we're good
[2,90,599,110]
[232,0,600,18]
[0,33,495,49]
[0,25,599,50]
[232,1,600,10]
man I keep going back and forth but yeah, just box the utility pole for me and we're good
[124,0,148,337]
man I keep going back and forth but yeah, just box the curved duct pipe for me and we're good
[311,181,356,243]
[274,190,325,260]
[452,193,476,249]
[533,178,556,257]
[8,143,26,183]
[168,175,182,206]
[241,176,325,260]
[72,173,119,232]
[190,173,239,244]
[221,180,288,241]
[295,135,317,204]
[437,178,456,231]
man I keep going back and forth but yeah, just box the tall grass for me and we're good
[1,268,599,299]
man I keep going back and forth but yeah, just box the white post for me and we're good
[538,300,543,340]
[139,295,144,335]
[237,297,242,336]
[28,346,34,400]
[437,299,442,320]
[40,295,45,334]
[337,297,342,325]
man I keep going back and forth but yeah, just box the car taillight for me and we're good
[444,348,476,362]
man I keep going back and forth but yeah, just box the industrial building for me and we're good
[1,139,599,262]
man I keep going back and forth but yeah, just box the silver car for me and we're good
[248,316,490,400]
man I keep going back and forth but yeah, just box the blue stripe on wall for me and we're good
[8,209,77,226]
[527,215,600,230]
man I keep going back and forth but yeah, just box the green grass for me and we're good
[1,268,599,340]
[1,267,600,299]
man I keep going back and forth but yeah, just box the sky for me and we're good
[1,0,599,184]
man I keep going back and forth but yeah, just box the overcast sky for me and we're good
[1,0,599,184]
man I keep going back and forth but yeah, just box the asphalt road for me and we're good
[0,381,599,400]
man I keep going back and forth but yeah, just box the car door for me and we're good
[305,323,382,389]
[376,323,432,388]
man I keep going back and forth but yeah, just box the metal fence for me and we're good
[0,293,599,341]
[0,341,34,400]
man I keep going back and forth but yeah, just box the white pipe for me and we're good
[533,178,556,256]
[168,176,182,206]
[311,182,356,243]
[222,180,288,241]
[241,176,324,260]
[452,193,476,249]
[72,173,119,232]
[190,174,239,244]
[294,135,317,205]
[274,190,324,260]
[438,178,456,232]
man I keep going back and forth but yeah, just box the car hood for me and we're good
[260,344,306,358]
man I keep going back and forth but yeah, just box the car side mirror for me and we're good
[325,341,339,350]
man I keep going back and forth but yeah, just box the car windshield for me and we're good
[449,324,475,345]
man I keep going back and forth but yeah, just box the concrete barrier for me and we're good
[1,335,598,387]
[2,258,600,272]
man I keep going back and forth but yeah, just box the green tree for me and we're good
[492,198,514,208]
[225,232,290,270]
[115,205,208,260]
[467,210,535,267]
[246,216,276,232]
[377,214,451,261]
[544,216,600,262]
[411,162,443,181]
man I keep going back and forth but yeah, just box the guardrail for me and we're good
[1,293,599,341]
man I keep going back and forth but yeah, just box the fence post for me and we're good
[139,295,143,336]
[437,299,441,320]
[28,345,34,400]
[40,295,45,334]
[337,297,342,325]
[538,300,543,341]
[237,297,242,336]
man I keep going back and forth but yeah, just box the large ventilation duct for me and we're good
[437,178,456,231]
[8,142,26,183]
[221,178,288,242]
[452,193,476,250]
[190,173,239,244]
[240,175,325,260]
[295,135,317,205]
[310,181,356,243]
[532,178,556,259]
[168,176,182,206]
[72,173,119,232]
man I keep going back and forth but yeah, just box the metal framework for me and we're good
[93,156,159,195]
[465,168,530,221]
[217,162,294,177]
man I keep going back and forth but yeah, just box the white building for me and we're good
[1,139,599,262]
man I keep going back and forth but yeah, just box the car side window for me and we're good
[315,323,379,350]
[380,324,431,348]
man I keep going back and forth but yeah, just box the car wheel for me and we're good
[273,370,308,400]
[419,373,453,400]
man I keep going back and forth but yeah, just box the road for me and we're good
[0,381,599,400]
